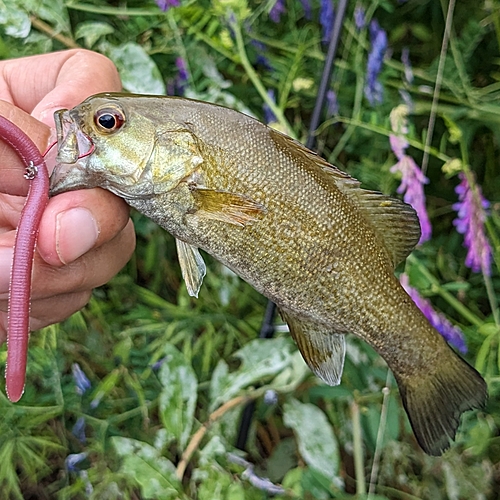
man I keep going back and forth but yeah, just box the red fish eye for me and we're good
[94,108,125,133]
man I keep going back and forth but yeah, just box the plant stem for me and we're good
[421,0,456,174]
[330,0,379,162]
[331,116,451,163]
[407,254,482,328]
[351,399,366,496]
[232,20,295,137]
[176,394,253,480]
[66,3,166,16]
[29,16,80,49]
[368,375,391,498]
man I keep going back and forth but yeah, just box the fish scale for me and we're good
[50,93,487,456]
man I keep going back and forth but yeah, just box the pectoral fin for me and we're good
[281,309,346,386]
[189,186,266,227]
[175,239,206,298]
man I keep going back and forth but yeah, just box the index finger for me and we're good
[0,101,51,196]
[0,49,122,127]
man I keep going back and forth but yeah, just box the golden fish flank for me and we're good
[50,93,487,456]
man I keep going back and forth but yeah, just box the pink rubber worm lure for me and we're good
[0,115,49,402]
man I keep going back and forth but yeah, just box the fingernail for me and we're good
[0,247,13,294]
[56,208,99,264]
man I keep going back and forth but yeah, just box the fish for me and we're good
[49,92,487,456]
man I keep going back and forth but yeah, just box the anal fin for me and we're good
[280,309,346,386]
[175,239,206,298]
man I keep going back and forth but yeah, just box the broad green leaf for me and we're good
[283,399,343,488]
[282,467,303,498]
[0,3,30,38]
[198,435,226,466]
[226,483,246,500]
[266,438,297,482]
[301,467,334,500]
[104,42,166,94]
[268,349,309,391]
[35,0,71,33]
[158,344,198,450]
[183,51,254,115]
[75,21,114,47]
[192,464,233,500]
[209,337,294,410]
[111,437,184,500]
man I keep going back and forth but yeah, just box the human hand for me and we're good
[0,49,136,342]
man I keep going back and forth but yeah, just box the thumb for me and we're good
[34,103,66,129]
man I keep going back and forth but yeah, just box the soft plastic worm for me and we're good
[0,116,49,402]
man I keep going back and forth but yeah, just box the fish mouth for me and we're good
[49,109,96,196]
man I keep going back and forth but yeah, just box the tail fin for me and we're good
[396,350,487,456]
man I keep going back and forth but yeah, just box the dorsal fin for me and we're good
[269,130,421,267]
[347,189,421,267]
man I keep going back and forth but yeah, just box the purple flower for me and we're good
[320,0,335,42]
[65,452,88,472]
[167,57,189,96]
[264,389,278,405]
[354,6,365,30]
[176,57,189,82]
[270,0,286,23]
[263,89,277,123]
[72,363,91,395]
[72,416,86,444]
[155,0,180,11]
[452,173,492,275]
[401,47,414,84]
[400,274,467,353]
[299,0,312,20]
[399,89,413,110]
[325,89,339,117]
[151,356,168,371]
[364,20,387,105]
[389,136,432,244]
[251,40,272,70]
[389,107,431,244]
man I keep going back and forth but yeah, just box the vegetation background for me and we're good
[0,0,499,498]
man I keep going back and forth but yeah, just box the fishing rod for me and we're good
[236,0,350,451]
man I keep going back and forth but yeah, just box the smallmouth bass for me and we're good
[49,93,487,455]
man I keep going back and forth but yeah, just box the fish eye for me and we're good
[94,107,125,133]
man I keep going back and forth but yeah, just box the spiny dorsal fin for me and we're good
[269,129,421,267]
[280,309,346,386]
[348,189,421,267]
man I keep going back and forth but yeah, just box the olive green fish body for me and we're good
[50,94,487,455]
